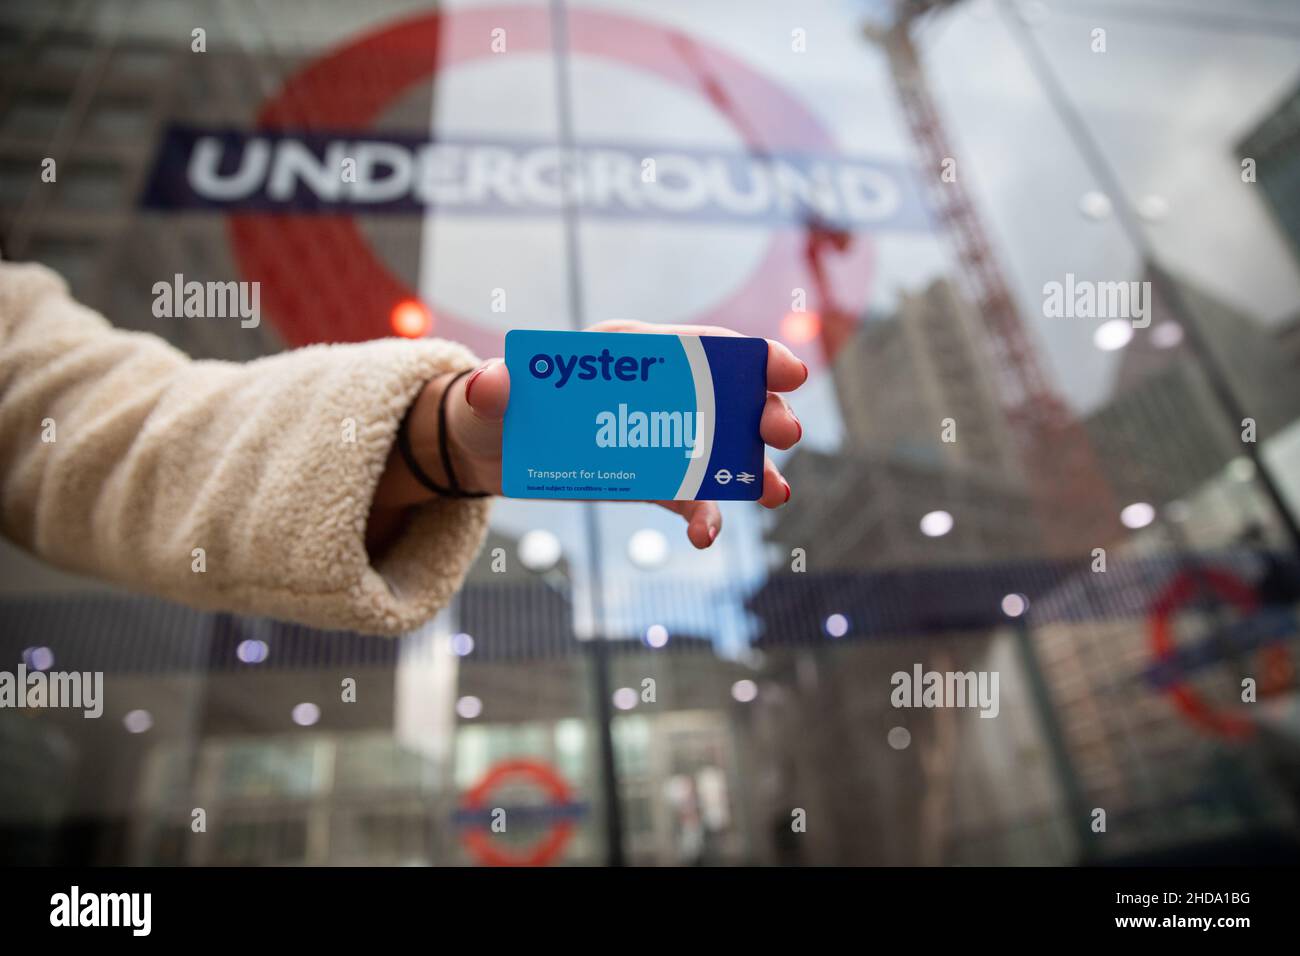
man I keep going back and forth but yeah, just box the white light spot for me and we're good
[645,624,669,648]
[888,726,912,750]
[22,646,54,672]
[451,632,475,656]
[1227,457,1255,483]
[1151,321,1183,349]
[1001,593,1029,618]
[1121,502,1156,529]
[627,528,669,569]
[456,695,483,719]
[824,613,849,638]
[291,702,321,726]
[1093,319,1133,351]
[123,709,153,734]
[731,679,758,703]
[612,687,638,710]
[919,510,954,537]
[518,529,562,572]
[235,639,268,664]
[1137,194,1169,222]
[1079,190,1112,220]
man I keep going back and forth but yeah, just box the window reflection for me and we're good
[1,0,1299,868]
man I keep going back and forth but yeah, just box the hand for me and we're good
[369,320,807,553]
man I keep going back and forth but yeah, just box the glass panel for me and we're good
[1,0,1299,870]
[55,160,125,209]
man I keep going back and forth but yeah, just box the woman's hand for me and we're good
[369,320,807,553]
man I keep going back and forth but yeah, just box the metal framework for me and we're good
[874,0,1122,555]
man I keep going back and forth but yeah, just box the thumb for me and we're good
[447,360,509,463]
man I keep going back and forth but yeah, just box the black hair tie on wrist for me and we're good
[396,368,492,499]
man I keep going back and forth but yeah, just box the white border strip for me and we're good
[675,335,715,500]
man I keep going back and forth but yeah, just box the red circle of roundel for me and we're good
[1148,567,1289,739]
[228,5,874,358]
[461,758,577,867]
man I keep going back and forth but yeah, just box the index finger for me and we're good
[585,319,809,393]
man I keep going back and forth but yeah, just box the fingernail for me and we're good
[708,525,719,544]
[783,481,791,504]
[464,364,488,406]
[793,417,803,443]
[799,361,809,384]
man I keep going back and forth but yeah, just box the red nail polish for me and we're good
[783,481,791,503]
[464,365,487,405]
[799,361,809,383]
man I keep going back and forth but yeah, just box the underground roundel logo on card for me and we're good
[503,330,766,501]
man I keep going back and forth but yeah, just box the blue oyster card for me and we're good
[502,329,767,500]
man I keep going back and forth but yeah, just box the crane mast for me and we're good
[876,1,1122,554]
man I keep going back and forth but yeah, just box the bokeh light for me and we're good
[613,687,639,710]
[1151,321,1184,349]
[389,299,432,338]
[1093,318,1133,351]
[236,639,269,664]
[1120,502,1156,529]
[628,528,670,569]
[919,510,954,537]
[518,529,562,572]
[731,679,758,703]
[780,310,821,346]
[1079,190,1112,220]
[1001,593,1028,618]
[292,702,321,726]
[22,646,54,671]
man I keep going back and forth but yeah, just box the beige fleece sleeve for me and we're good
[0,261,491,635]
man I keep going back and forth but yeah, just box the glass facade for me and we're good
[3,0,1300,866]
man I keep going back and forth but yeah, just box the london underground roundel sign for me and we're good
[456,758,585,867]
[144,6,923,357]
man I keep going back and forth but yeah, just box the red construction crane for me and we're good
[673,2,1121,554]
[871,0,1122,554]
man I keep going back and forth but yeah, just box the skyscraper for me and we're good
[832,277,1023,488]
[1238,80,1300,270]
[1087,265,1300,509]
